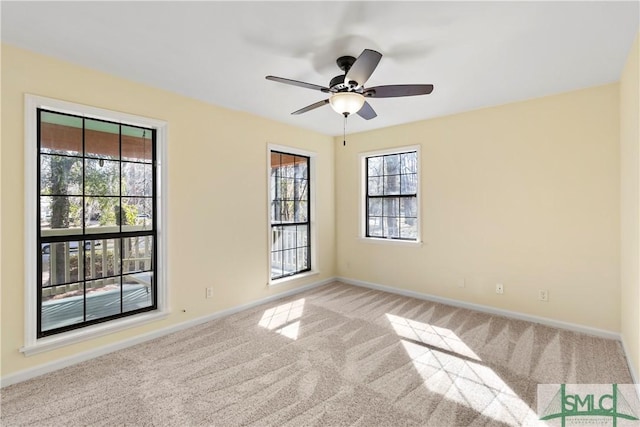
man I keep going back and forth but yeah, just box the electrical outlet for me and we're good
[496,283,504,294]
[458,278,466,288]
[538,289,549,302]
[206,287,213,299]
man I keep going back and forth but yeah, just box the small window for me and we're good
[269,150,311,280]
[364,148,419,241]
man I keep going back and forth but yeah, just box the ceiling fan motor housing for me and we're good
[330,74,351,91]
[334,55,360,91]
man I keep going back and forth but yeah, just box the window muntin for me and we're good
[270,151,311,280]
[38,109,156,337]
[366,150,418,240]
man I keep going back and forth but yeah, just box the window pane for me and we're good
[85,197,119,232]
[276,177,285,201]
[401,152,418,174]
[280,154,296,178]
[40,111,82,156]
[368,156,383,177]
[280,225,297,251]
[272,227,283,251]
[40,155,82,196]
[400,197,417,218]
[122,126,152,163]
[384,175,401,195]
[41,241,83,286]
[295,179,308,201]
[368,217,383,237]
[296,225,308,247]
[85,119,119,160]
[86,278,122,321]
[271,251,284,278]
[41,244,51,287]
[384,154,400,175]
[282,249,297,275]
[280,177,295,200]
[401,173,418,195]
[270,152,282,169]
[271,176,282,201]
[295,201,308,222]
[383,217,400,238]
[270,174,278,200]
[368,176,383,196]
[383,198,399,217]
[84,238,119,280]
[123,273,154,311]
[122,162,152,197]
[400,218,418,239]
[123,197,153,228]
[294,156,308,179]
[279,201,294,223]
[41,285,84,332]
[297,247,309,271]
[40,196,83,233]
[368,198,382,216]
[85,159,120,196]
[122,236,153,274]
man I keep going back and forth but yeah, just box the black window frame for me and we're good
[37,108,158,338]
[269,150,311,280]
[365,150,419,241]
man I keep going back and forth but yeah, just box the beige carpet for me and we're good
[0,282,634,426]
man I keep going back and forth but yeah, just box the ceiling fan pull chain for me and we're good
[343,113,347,146]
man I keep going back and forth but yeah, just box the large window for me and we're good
[364,149,419,241]
[22,95,167,355]
[269,150,311,280]
[37,109,157,336]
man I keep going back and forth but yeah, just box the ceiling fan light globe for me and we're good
[329,92,365,116]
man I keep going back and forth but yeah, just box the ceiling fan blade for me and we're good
[266,76,330,93]
[345,49,382,87]
[291,99,330,115]
[365,84,434,98]
[357,101,377,120]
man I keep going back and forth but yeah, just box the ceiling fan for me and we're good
[266,49,434,120]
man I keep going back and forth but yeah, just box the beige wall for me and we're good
[0,45,335,377]
[620,32,640,380]
[336,84,621,332]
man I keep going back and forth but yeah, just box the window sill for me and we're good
[269,270,319,287]
[20,310,169,356]
[359,237,424,247]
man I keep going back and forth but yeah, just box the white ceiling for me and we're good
[2,1,638,137]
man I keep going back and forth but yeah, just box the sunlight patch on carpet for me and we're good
[386,313,480,361]
[259,298,305,340]
[388,314,541,426]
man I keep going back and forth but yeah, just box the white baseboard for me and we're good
[1,277,335,388]
[620,336,640,388]
[338,276,621,341]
